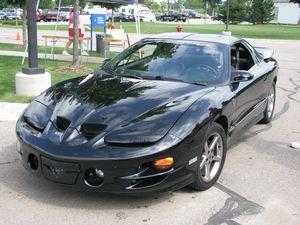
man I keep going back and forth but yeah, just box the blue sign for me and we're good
[91,14,106,28]
[90,14,107,51]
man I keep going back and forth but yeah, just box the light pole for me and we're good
[22,0,44,74]
[223,0,231,35]
[225,0,230,31]
[16,0,51,96]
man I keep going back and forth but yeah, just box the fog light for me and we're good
[154,157,174,171]
[28,153,38,171]
[84,168,104,188]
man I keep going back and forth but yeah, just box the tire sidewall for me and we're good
[266,83,276,121]
[193,122,227,190]
[261,82,276,124]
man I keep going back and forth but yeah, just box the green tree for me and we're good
[209,0,222,16]
[39,0,53,9]
[219,0,247,24]
[184,0,204,10]
[248,0,275,24]
[290,0,300,3]
[143,0,161,13]
[55,0,86,7]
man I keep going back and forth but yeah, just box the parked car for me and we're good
[55,6,73,22]
[4,10,21,20]
[0,12,5,20]
[107,13,135,22]
[119,4,156,22]
[187,11,202,19]
[211,13,225,22]
[157,10,187,22]
[36,10,41,22]
[16,33,277,193]
[41,9,63,22]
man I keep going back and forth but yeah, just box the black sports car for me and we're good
[16,33,278,193]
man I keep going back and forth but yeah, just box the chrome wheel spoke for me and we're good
[209,136,219,151]
[213,155,222,162]
[204,142,210,155]
[200,155,206,169]
[204,162,211,180]
[267,89,275,117]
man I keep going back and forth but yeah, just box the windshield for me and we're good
[104,40,228,85]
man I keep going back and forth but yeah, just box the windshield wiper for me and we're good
[189,81,208,87]
[152,76,186,83]
[120,74,143,80]
[101,67,118,76]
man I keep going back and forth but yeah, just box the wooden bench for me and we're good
[42,35,91,61]
[103,29,129,57]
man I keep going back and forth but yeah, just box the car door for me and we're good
[229,41,269,135]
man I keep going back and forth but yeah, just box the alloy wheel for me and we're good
[199,132,223,182]
[267,86,275,118]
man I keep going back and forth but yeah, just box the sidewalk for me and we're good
[0,102,28,121]
[0,27,149,50]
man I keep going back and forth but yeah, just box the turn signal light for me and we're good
[154,157,174,171]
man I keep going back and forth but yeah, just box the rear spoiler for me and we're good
[254,47,274,61]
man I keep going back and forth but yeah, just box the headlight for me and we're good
[104,121,174,145]
[23,100,52,132]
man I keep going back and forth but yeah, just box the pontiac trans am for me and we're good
[16,33,278,193]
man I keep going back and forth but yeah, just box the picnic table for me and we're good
[42,35,91,60]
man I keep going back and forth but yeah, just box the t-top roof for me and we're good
[147,32,240,45]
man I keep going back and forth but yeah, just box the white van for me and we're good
[119,4,156,22]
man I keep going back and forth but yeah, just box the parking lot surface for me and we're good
[0,39,299,225]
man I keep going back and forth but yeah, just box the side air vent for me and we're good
[56,116,71,131]
[80,123,107,140]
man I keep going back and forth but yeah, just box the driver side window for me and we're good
[231,43,255,71]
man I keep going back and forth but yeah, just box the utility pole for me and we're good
[225,0,230,32]
[73,0,80,67]
[16,0,51,96]
[23,0,44,75]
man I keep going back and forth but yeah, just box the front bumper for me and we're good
[16,137,195,194]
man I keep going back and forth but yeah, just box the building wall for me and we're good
[273,3,300,24]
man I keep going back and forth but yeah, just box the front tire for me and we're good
[260,82,276,124]
[191,122,227,191]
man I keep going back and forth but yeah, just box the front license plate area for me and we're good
[41,156,80,185]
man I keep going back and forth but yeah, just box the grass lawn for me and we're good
[34,22,300,40]
[0,42,118,58]
[0,55,100,103]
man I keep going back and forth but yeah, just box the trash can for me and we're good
[96,34,107,54]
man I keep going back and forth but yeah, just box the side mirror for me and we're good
[102,58,111,66]
[231,70,254,82]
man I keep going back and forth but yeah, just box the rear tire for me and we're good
[260,82,276,124]
[191,122,227,191]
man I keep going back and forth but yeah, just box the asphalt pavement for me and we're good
[0,38,300,225]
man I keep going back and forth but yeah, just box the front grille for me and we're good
[80,123,107,140]
[41,156,80,185]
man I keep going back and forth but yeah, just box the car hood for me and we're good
[29,74,213,144]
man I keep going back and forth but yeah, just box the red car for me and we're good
[36,10,41,22]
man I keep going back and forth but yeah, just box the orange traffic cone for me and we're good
[16,32,21,41]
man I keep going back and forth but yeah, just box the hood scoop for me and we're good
[56,116,71,131]
[80,123,107,140]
